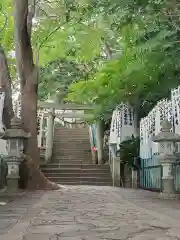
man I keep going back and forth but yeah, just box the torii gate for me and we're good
[37,101,103,164]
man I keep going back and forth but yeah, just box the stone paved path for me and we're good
[1,186,180,239]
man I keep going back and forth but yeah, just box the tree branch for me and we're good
[37,0,93,51]
[27,0,36,37]
[103,40,113,59]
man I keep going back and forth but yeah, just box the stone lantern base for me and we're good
[159,176,180,199]
[2,117,29,193]
[6,177,19,191]
[162,176,175,194]
[4,156,22,192]
[159,192,180,200]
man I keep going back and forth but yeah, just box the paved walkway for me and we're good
[1,186,180,239]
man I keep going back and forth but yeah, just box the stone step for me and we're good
[53,150,91,154]
[46,176,112,183]
[52,157,91,160]
[56,182,112,186]
[54,139,89,142]
[42,168,110,174]
[52,155,91,159]
[53,151,91,155]
[54,135,89,137]
[54,137,89,140]
[54,134,89,137]
[53,146,90,149]
[44,172,111,178]
[52,159,92,162]
[54,138,89,141]
[52,154,91,158]
[55,129,89,133]
[52,155,92,159]
[53,150,91,153]
[50,127,111,186]
[52,156,91,159]
[52,161,92,164]
[53,141,90,144]
[54,133,89,136]
[52,161,91,165]
[53,142,90,146]
[53,148,91,151]
[41,163,109,169]
[55,126,88,128]
[53,143,90,146]
[53,150,91,152]
[54,147,89,151]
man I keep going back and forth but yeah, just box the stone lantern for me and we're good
[152,119,180,198]
[3,117,29,190]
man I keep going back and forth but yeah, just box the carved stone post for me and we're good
[45,108,55,163]
[96,120,104,165]
[113,157,121,187]
[109,144,121,186]
[152,119,180,199]
[38,113,44,148]
[89,126,97,164]
[3,117,29,191]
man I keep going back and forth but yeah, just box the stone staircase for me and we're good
[41,126,112,186]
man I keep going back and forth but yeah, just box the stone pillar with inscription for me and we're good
[152,119,180,199]
[3,117,29,191]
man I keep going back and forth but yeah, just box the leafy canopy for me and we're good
[66,0,180,119]
[1,0,180,122]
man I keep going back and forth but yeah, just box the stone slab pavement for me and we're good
[1,186,180,239]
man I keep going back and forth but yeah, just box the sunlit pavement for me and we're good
[1,186,180,239]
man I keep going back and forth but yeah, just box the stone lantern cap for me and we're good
[3,116,29,140]
[152,119,180,143]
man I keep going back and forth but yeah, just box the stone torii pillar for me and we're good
[45,108,55,163]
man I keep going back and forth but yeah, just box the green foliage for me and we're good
[118,136,140,169]
[1,0,180,121]
[38,58,98,101]
[0,0,16,80]
[33,0,105,66]
[0,0,14,52]
[32,0,109,101]
[66,0,180,119]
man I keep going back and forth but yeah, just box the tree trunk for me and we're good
[0,46,14,128]
[13,0,60,190]
[21,72,39,164]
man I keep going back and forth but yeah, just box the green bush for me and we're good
[118,136,141,170]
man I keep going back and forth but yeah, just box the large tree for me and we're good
[13,0,59,190]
